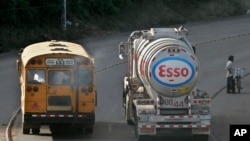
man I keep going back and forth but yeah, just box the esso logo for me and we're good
[159,66,189,77]
[152,57,195,87]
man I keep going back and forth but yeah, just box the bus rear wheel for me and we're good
[32,128,40,134]
[22,122,30,134]
[23,128,30,134]
[85,127,93,134]
[193,135,209,141]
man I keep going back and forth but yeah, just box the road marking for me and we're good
[211,73,249,99]
[5,107,20,141]
[210,72,249,141]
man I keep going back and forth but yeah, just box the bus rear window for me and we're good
[49,70,71,85]
[27,70,45,84]
[79,69,93,85]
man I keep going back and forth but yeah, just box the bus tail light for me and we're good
[26,86,39,92]
[33,86,39,92]
[26,86,32,92]
[29,58,43,65]
[88,86,93,92]
[37,59,42,65]
[30,59,36,65]
[81,87,88,93]
[81,86,94,93]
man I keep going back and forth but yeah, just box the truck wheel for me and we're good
[32,128,40,134]
[125,95,134,125]
[127,119,134,125]
[193,135,209,141]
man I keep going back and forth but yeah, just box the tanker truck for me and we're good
[118,27,211,141]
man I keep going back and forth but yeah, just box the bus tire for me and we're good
[22,122,30,134]
[193,135,209,141]
[23,128,30,134]
[86,127,93,134]
[32,128,40,134]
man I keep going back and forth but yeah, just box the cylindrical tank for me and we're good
[135,28,200,98]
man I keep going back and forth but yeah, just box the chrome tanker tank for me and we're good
[134,28,200,97]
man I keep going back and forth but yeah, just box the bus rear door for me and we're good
[47,69,74,113]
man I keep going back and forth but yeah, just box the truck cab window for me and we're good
[27,70,45,84]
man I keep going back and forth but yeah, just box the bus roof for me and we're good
[21,40,93,66]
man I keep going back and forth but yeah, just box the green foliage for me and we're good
[0,0,62,27]
[0,0,249,53]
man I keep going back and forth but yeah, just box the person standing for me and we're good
[225,55,235,93]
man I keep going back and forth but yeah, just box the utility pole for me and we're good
[62,0,67,31]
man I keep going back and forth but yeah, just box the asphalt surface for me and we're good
[1,15,250,141]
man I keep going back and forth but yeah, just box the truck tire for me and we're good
[125,95,134,125]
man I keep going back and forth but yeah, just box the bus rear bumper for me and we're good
[23,113,95,125]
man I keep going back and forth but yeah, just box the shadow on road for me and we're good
[50,121,205,141]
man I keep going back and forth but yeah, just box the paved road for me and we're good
[1,15,250,141]
[0,51,20,125]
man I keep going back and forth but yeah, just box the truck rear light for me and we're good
[205,100,210,104]
[193,99,210,105]
[139,126,155,134]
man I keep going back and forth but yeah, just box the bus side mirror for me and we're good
[16,59,21,71]
[192,45,196,54]
[119,42,127,60]
[16,48,23,71]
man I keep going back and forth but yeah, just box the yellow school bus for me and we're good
[16,40,96,134]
